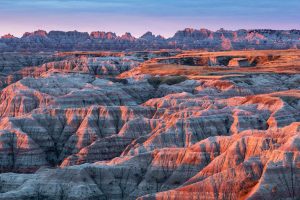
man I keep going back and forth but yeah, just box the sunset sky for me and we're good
[0,0,299,38]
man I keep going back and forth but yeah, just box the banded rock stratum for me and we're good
[0,49,299,200]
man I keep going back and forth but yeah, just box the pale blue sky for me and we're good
[0,0,299,37]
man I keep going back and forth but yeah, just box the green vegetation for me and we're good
[148,75,187,88]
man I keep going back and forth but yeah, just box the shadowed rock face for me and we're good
[0,50,299,200]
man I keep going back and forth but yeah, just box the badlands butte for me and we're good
[0,29,299,200]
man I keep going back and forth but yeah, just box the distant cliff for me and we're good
[1,28,299,52]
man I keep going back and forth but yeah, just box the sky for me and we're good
[0,0,299,38]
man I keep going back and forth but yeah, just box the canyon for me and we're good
[0,46,299,199]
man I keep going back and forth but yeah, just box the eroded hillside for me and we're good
[0,50,299,200]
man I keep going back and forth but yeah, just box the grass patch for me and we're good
[280,96,299,106]
[148,75,188,88]
[108,78,128,84]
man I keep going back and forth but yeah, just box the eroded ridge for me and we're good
[0,50,299,200]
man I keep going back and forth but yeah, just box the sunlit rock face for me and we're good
[0,50,299,200]
[0,28,300,52]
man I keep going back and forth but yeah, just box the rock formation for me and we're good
[0,28,300,52]
[0,49,299,200]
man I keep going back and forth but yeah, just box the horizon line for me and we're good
[2,27,300,39]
